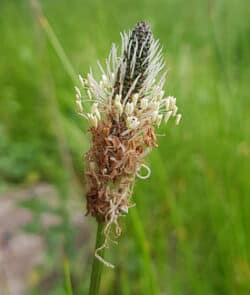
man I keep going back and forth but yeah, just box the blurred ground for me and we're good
[0,185,48,295]
[0,184,88,295]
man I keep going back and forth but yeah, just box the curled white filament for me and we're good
[136,164,151,179]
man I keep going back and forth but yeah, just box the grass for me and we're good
[0,0,250,294]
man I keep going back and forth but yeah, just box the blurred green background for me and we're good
[0,0,250,294]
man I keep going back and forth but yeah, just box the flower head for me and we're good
[75,21,181,267]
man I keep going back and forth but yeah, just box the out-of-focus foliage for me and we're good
[0,0,250,294]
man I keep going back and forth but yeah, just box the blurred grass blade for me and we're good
[63,256,73,295]
[39,16,77,84]
[130,208,160,295]
[30,0,77,84]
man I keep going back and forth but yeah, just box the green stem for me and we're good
[63,255,73,295]
[89,222,105,295]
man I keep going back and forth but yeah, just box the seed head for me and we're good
[75,21,182,267]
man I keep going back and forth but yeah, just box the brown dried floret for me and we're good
[85,114,157,225]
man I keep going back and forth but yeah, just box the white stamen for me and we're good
[79,75,85,86]
[87,114,98,128]
[76,99,83,113]
[92,103,101,120]
[126,116,140,129]
[156,114,163,126]
[120,205,128,214]
[87,90,92,99]
[140,98,148,110]
[114,94,123,115]
[165,98,170,110]
[132,93,139,105]
[175,113,182,125]
[168,96,176,109]
[150,101,160,111]
[172,105,178,116]
[125,102,134,115]
[102,74,108,84]
[151,111,159,122]
[165,111,172,123]
[75,86,81,97]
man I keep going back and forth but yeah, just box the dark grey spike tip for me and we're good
[134,21,151,33]
[131,21,152,52]
[113,21,153,101]
[122,22,152,98]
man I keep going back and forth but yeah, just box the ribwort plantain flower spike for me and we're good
[75,21,181,267]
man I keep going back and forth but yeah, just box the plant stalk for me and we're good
[89,222,105,295]
[63,255,73,295]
